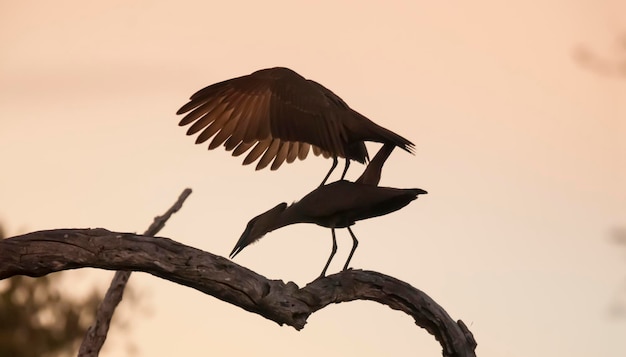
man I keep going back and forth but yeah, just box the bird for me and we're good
[229,143,425,277]
[229,180,426,277]
[176,67,415,185]
[230,144,416,277]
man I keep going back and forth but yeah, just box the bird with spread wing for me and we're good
[177,67,414,185]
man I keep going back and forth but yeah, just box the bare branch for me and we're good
[1,229,476,357]
[78,188,192,357]
[144,189,193,236]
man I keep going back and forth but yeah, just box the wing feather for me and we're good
[298,142,310,160]
[224,134,241,151]
[226,93,256,145]
[184,96,229,136]
[286,142,299,163]
[256,139,281,170]
[195,105,234,144]
[232,141,255,156]
[179,99,220,128]
[243,139,271,165]
[246,89,271,141]
[208,109,239,149]
[271,141,290,170]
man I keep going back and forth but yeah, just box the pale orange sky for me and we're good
[1,1,625,356]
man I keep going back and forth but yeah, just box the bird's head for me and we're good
[229,202,288,259]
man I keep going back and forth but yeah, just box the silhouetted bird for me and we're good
[177,67,414,185]
[229,181,426,277]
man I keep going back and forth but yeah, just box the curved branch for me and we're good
[0,229,477,357]
[78,188,193,357]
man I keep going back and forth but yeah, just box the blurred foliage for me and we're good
[0,275,102,357]
[573,32,626,77]
[574,32,626,318]
[0,225,136,357]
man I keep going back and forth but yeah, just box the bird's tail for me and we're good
[373,123,415,154]
[352,111,415,154]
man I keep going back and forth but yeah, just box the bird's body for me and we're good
[177,67,414,184]
[230,180,427,276]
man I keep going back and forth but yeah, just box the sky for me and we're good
[1,1,625,356]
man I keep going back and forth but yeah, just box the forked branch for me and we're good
[0,229,476,357]
[78,188,192,357]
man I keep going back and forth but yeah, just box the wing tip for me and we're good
[405,143,416,154]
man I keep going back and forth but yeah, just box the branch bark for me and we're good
[0,229,477,357]
[78,188,192,357]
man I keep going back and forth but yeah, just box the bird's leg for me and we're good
[320,229,338,277]
[343,227,359,271]
[340,158,350,180]
[320,157,338,186]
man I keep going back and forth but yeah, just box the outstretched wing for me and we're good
[177,67,356,170]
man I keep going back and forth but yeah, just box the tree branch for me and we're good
[78,188,193,356]
[0,229,477,357]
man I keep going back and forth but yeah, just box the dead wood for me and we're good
[77,188,192,357]
[0,229,476,357]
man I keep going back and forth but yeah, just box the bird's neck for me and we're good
[270,204,307,232]
[355,143,395,185]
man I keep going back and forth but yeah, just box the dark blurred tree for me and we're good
[574,32,626,318]
[609,227,626,318]
[0,225,112,357]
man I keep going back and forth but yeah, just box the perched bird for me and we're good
[229,180,426,277]
[230,143,421,277]
[177,67,415,185]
